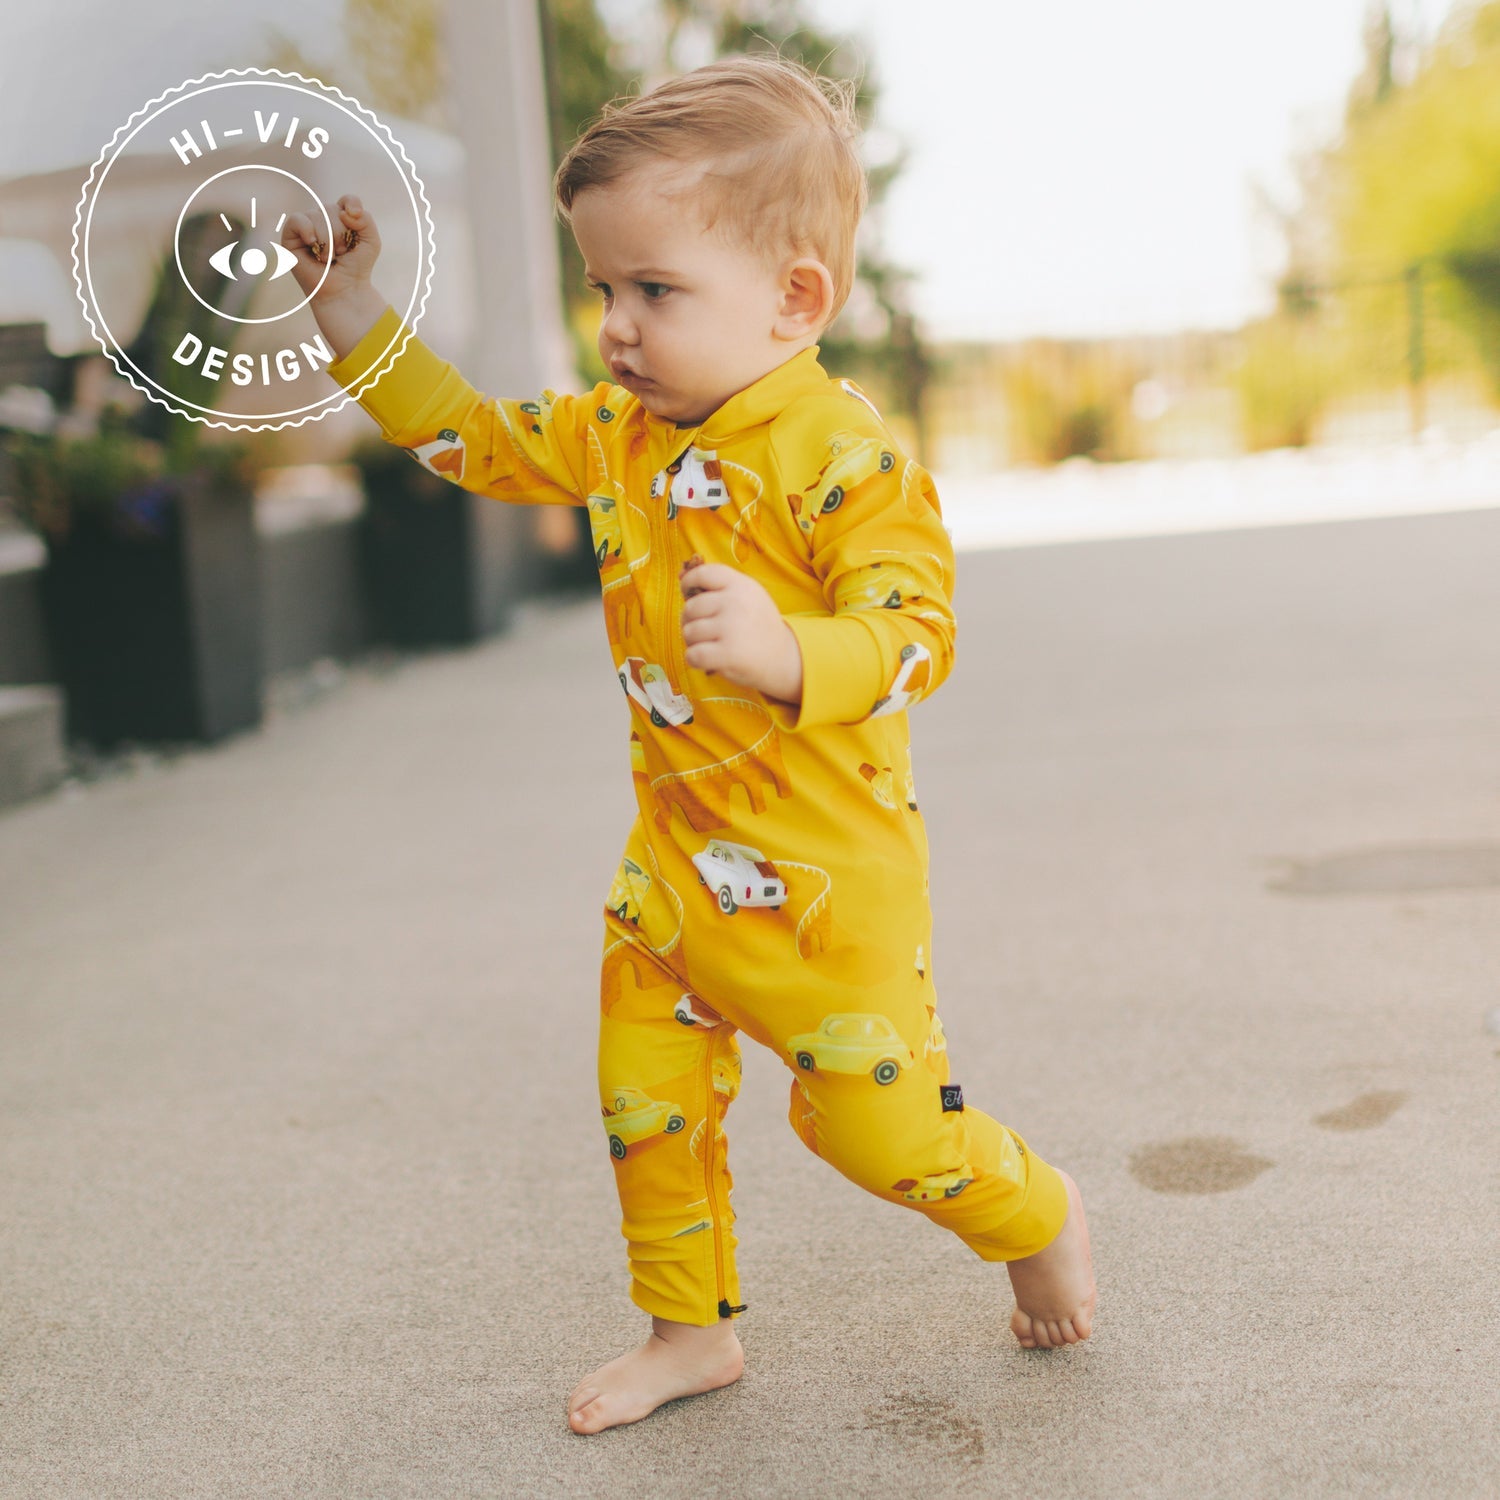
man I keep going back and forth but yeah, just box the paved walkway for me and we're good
[3,509,1498,1498]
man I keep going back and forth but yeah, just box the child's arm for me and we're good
[679,405,955,726]
[283,196,591,507]
[696,399,956,728]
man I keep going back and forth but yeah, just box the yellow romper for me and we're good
[329,309,1070,1325]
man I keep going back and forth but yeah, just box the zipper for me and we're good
[657,440,695,688]
[660,477,680,682]
[701,1038,729,1316]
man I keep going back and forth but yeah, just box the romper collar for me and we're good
[642,346,828,448]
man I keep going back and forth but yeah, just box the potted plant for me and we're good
[352,434,480,647]
[2,413,266,747]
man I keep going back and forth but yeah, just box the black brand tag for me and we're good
[940,1084,964,1113]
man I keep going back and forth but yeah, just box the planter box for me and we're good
[40,470,263,746]
[357,453,525,648]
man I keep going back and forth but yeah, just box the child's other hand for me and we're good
[679,560,803,704]
[281,194,381,302]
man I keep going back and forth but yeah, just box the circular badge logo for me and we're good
[72,68,435,431]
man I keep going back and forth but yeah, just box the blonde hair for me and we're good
[555,55,867,320]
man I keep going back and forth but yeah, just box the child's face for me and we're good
[570,165,802,426]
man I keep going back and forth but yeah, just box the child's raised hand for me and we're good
[679,558,804,704]
[280,194,381,302]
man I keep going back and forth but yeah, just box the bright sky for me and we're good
[803,0,1461,338]
[0,0,1465,344]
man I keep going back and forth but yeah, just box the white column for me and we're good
[442,0,577,397]
[441,0,583,622]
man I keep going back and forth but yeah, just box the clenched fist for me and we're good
[679,558,803,704]
[280,193,381,302]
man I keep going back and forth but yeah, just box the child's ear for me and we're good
[774,258,836,341]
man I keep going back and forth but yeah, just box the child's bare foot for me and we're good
[566,1315,744,1434]
[1006,1170,1096,1349]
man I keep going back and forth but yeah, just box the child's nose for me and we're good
[600,300,638,346]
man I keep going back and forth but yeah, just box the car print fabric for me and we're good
[330,309,1070,1325]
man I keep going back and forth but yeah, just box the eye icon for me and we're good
[209,238,299,282]
[204,198,310,286]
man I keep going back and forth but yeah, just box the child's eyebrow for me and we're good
[582,266,684,285]
[588,267,683,282]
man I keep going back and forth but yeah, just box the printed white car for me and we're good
[664,447,727,518]
[870,642,932,718]
[692,839,787,914]
[619,657,693,727]
[674,992,724,1028]
[408,427,465,481]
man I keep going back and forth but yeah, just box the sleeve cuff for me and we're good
[770,613,886,731]
[325,305,452,438]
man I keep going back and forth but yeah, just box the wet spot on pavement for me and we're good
[1267,844,1500,895]
[1128,1136,1273,1194]
[857,1392,985,1469]
[1313,1090,1409,1131]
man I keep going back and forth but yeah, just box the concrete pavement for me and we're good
[2,508,1498,1498]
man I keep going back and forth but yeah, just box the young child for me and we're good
[287,54,1095,1435]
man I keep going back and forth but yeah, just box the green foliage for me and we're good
[3,412,261,543]
[263,0,448,127]
[124,213,258,457]
[1001,344,1138,464]
[1233,316,1335,452]
[539,0,633,383]
[1330,1,1500,391]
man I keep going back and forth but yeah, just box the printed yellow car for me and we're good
[890,1169,973,1202]
[712,1053,742,1100]
[835,561,922,613]
[607,856,651,925]
[858,762,898,809]
[586,492,623,565]
[786,1013,915,1085]
[602,1085,687,1159]
[794,431,897,534]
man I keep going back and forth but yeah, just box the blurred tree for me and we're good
[1327,0,1500,390]
[264,0,451,129]
[123,214,259,460]
[538,0,633,384]
[1346,2,1398,126]
[264,1,626,382]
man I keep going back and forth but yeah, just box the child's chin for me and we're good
[641,393,708,425]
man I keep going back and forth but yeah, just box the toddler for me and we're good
[287,55,1095,1435]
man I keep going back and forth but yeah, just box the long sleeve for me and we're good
[766,395,956,732]
[326,304,593,507]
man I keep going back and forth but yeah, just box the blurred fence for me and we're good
[920,261,1500,473]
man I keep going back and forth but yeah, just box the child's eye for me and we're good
[638,282,670,301]
[587,280,612,301]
